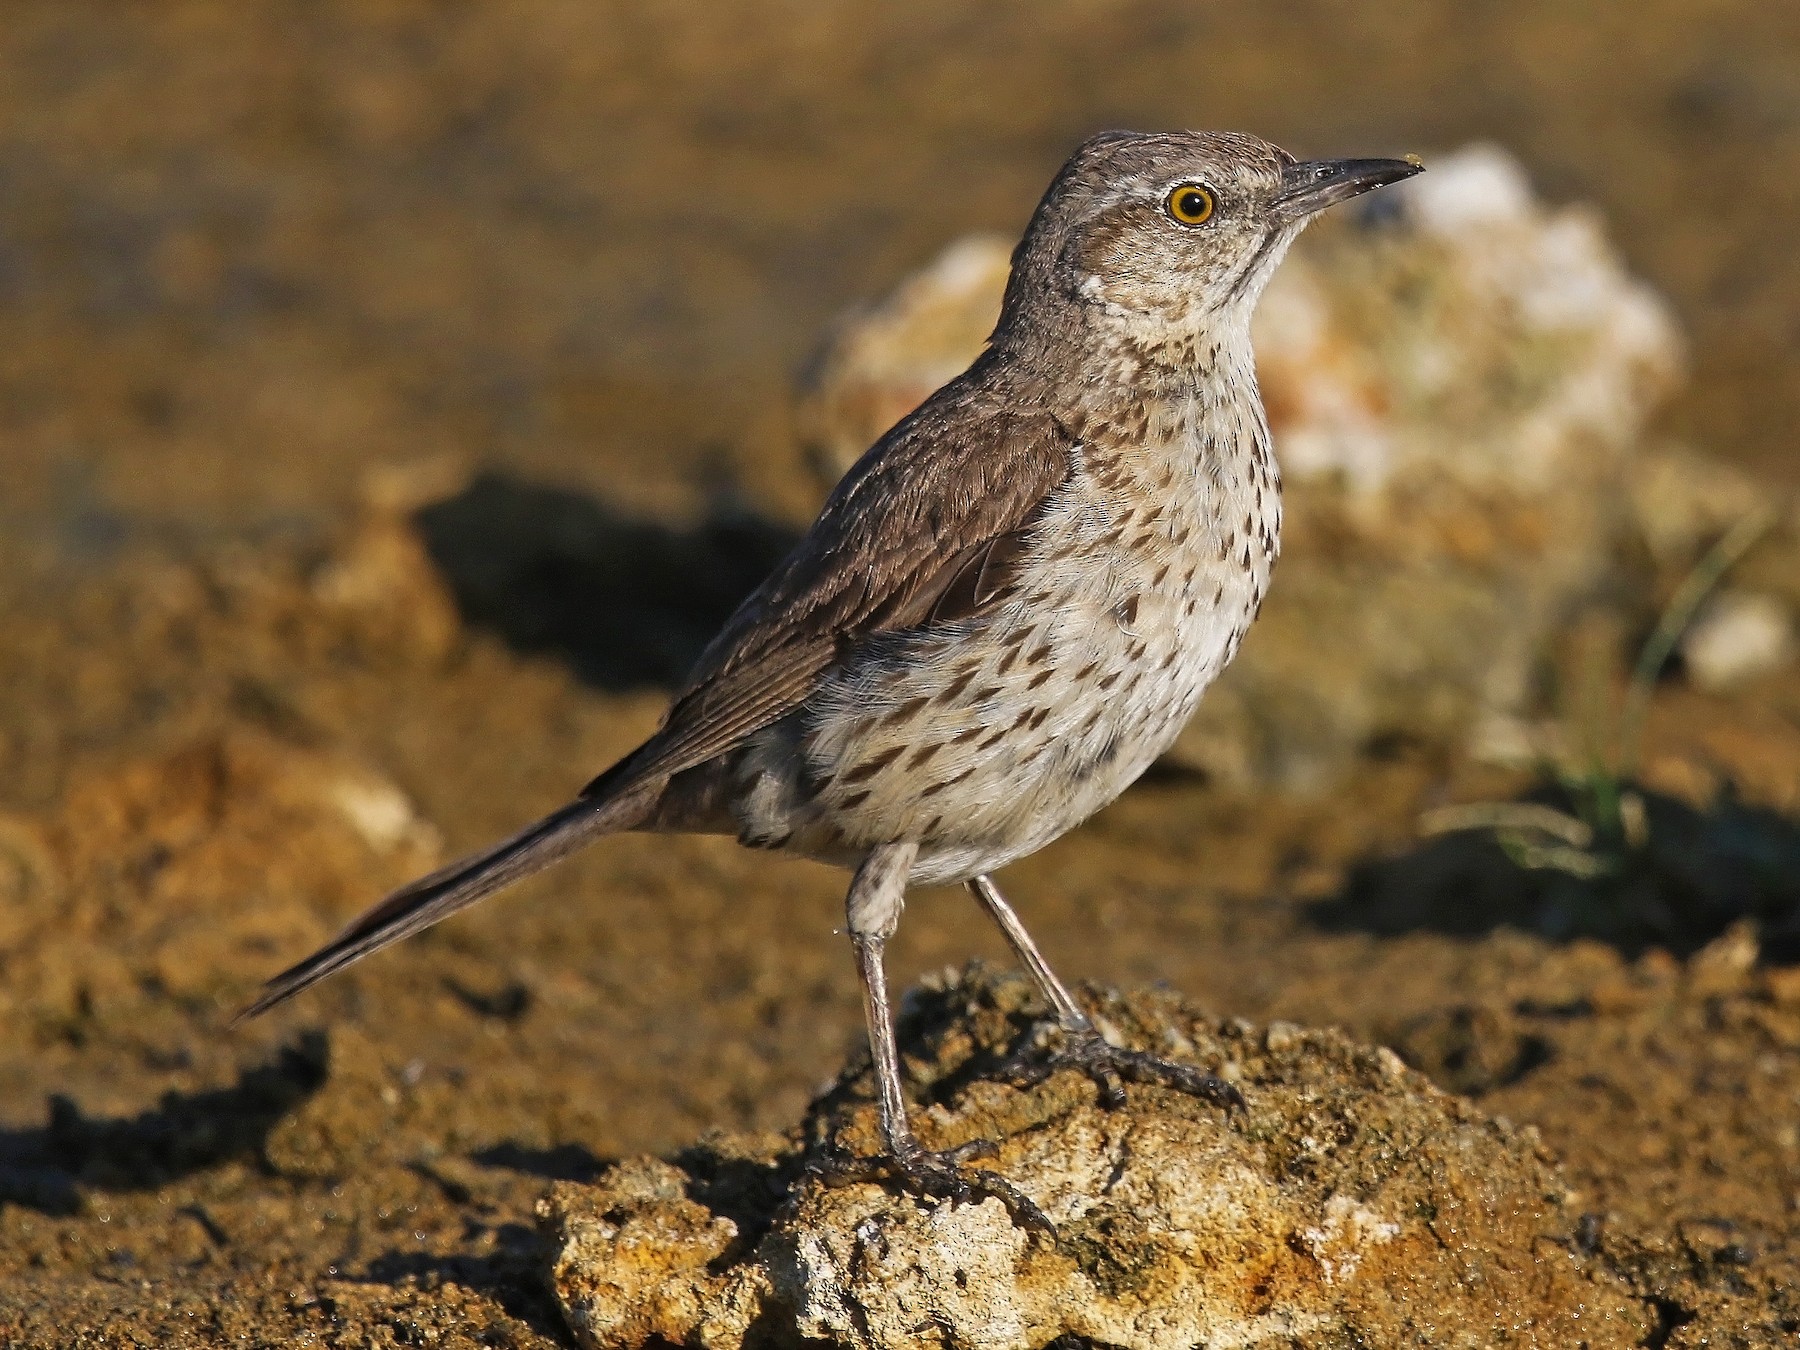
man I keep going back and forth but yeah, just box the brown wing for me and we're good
[583,371,1077,797]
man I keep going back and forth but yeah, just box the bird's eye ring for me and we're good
[1165,183,1216,226]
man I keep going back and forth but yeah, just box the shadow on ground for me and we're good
[1311,780,1800,963]
[471,1142,613,1184]
[0,1032,329,1215]
[356,1223,570,1345]
[415,473,799,691]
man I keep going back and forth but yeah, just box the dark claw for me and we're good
[810,1140,1056,1239]
[1001,1024,1246,1115]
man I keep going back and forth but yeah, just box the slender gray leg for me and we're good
[846,842,918,1158]
[814,845,1052,1235]
[968,873,1245,1114]
[968,874,1093,1033]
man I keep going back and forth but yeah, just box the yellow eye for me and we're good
[1165,183,1216,225]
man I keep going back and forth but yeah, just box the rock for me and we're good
[541,967,1645,1349]
[1,729,442,1018]
[1686,919,1761,997]
[795,144,1685,789]
[1680,589,1794,691]
[309,460,470,664]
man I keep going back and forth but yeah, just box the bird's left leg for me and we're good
[968,874,1243,1113]
[812,844,1051,1234]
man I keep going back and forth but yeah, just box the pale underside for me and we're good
[729,373,1280,886]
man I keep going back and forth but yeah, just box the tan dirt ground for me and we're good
[2,4,1799,1346]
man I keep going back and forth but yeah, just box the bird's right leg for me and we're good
[969,873,1243,1113]
[812,843,1051,1234]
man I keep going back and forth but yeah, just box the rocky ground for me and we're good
[3,4,1800,1347]
[542,969,1761,1349]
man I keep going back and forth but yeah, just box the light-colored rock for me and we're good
[310,469,466,663]
[0,729,443,1018]
[542,968,1645,1349]
[1681,589,1794,691]
[795,144,1686,789]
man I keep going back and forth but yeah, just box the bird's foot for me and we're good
[810,1136,1055,1238]
[1001,1021,1245,1114]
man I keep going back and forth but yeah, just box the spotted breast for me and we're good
[733,353,1281,885]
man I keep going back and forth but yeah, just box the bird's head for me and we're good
[999,130,1421,355]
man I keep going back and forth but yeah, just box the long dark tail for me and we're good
[234,785,653,1023]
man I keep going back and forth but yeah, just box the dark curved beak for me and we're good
[1275,156,1423,220]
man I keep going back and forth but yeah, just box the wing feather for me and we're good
[585,371,1076,796]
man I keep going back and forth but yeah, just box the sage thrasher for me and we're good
[241,131,1421,1227]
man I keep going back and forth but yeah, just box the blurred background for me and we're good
[4,1,1798,549]
[2,4,1798,1345]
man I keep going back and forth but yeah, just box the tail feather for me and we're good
[234,786,652,1023]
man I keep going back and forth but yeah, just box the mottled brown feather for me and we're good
[581,365,1077,797]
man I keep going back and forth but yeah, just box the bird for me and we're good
[239,130,1421,1231]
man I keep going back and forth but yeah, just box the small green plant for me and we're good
[1423,507,1777,879]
